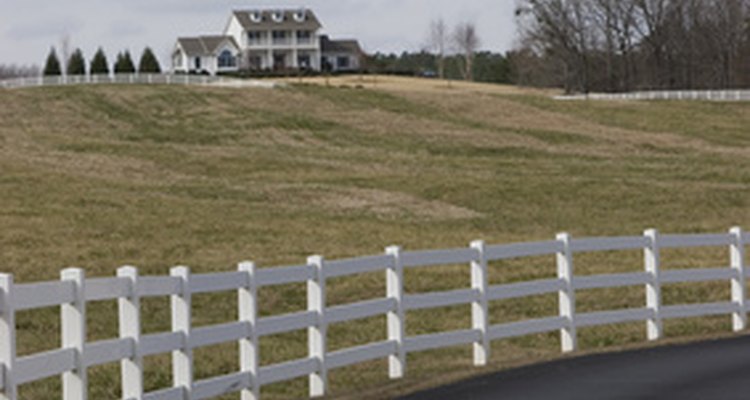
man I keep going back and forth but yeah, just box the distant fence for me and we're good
[0,227,748,399]
[555,90,750,102]
[0,74,278,90]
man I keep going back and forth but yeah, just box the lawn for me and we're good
[1,77,749,399]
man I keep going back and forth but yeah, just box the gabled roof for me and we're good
[232,9,322,31]
[176,36,239,56]
[320,35,363,54]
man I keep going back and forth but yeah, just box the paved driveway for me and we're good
[400,335,750,400]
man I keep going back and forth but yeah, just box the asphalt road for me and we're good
[400,335,750,400]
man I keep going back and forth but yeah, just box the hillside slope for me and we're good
[1,80,750,399]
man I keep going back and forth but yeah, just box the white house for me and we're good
[173,8,363,75]
[225,9,323,71]
[172,36,240,75]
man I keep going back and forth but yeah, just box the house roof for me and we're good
[320,35,363,54]
[176,36,239,56]
[232,9,322,31]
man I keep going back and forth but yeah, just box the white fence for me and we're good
[0,74,278,90]
[555,90,750,102]
[0,227,748,399]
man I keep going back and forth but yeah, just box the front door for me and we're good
[273,54,286,70]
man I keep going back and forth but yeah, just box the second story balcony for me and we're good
[272,30,291,46]
[246,30,318,49]
[247,31,268,47]
[296,30,315,45]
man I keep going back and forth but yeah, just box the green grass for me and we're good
[1,81,750,399]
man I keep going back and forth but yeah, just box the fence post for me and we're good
[238,262,259,400]
[118,266,143,399]
[307,256,327,397]
[730,227,747,332]
[644,229,663,341]
[385,246,405,379]
[556,233,577,353]
[470,240,489,366]
[170,266,192,399]
[61,268,87,400]
[0,274,16,400]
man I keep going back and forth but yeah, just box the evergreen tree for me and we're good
[66,48,86,75]
[43,47,62,76]
[90,48,109,75]
[114,51,136,74]
[138,47,161,73]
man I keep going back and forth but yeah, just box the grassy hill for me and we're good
[1,76,750,399]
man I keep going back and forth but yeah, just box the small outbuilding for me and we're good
[320,35,363,72]
[172,36,240,75]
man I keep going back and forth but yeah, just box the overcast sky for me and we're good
[0,1,519,67]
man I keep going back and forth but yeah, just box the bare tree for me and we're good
[516,0,597,92]
[60,34,71,76]
[453,21,481,81]
[428,18,449,79]
[704,0,748,88]
[590,0,640,91]
[513,0,750,92]
[0,64,40,79]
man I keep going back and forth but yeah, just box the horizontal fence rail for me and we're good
[0,227,748,399]
[555,90,750,102]
[0,74,279,90]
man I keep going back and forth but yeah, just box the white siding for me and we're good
[224,15,247,49]
[172,47,189,73]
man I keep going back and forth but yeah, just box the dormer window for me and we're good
[293,10,306,22]
[249,11,261,22]
[271,11,284,22]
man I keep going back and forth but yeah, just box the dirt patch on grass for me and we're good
[269,185,482,221]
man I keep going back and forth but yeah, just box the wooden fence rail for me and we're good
[0,227,747,399]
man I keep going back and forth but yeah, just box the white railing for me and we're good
[0,227,747,399]
[0,74,279,90]
[555,90,750,102]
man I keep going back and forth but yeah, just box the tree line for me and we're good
[514,0,750,93]
[42,47,162,76]
[362,18,512,84]
[364,51,512,84]
[0,64,40,80]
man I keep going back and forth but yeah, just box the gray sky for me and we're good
[0,1,519,67]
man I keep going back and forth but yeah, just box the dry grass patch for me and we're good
[1,80,749,398]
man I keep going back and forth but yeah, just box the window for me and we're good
[296,30,312,43]
[321,56,332,72]
[337,56,350,69]
[248,55,262,70]
[298,54,311,69]
[218,50,236,68]
[248,31,264,44]
[273,53,286,69]
[194,57,201,70]
[272,30,288,44]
